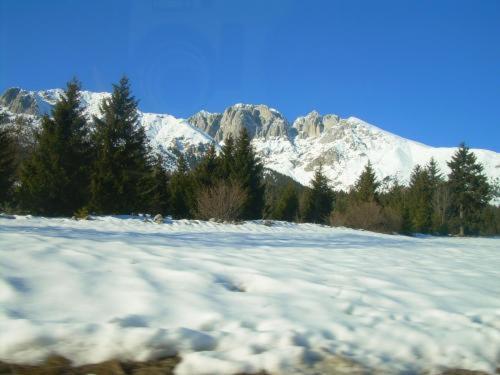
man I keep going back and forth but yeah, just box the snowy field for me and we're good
[0,215,499,374]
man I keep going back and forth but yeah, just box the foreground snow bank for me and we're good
[0,215,499,374]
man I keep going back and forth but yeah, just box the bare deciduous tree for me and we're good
[330,201,402,234]
[196,180,247,222]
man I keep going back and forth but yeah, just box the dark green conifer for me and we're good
[0,127,16,205]
[407,165,433,233]
[147,154,170,215]
[218,135,235,179]
[425,158,447,233]
[301,165,334,223]
[447,143,491,235]
[193,143,219,188]
[19,79,91,215]
[272,182,299,221]
[353,161,379,203]
[169,154,194,218]
[232,128,264,219]
[90,76,151,214]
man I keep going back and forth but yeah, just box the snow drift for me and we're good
[1,215,499,374]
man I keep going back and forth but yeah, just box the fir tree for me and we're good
[301,164,334,223]
[426,158,443,188]
[147,154,170,215]
[193,143,219,188]
[90,76,151,214]
[407,165,433,233]
[272,182,299,221]
[447,143,491,235]
[19,79,92,215]
[425,158,447,233]
[231,128,264,219]
[354,161,379,203]
[0,127,16,205]
[218,135,235,179]
[169,154,194,219]
[379,176,412,234]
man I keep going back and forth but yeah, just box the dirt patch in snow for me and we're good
[0,355,497,375]
[0,355,181,375]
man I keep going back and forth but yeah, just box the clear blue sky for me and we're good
[1,0,499,151]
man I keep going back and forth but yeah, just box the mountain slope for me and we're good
[190,106,500,188]
[0,88,216,168]
[1,87,499,189]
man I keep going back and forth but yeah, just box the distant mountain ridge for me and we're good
[1,87,499,189]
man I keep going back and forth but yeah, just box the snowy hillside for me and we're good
[1,87,499,188]
[254,114,500,188]
[1,215,499,374]
[0,88,215,167]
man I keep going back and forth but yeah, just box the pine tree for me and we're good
[301,165,334,223]
[0,127,16,205]
[425,158,447,233]
[169,154,194,219]
[147,154,170,215]
[272,182,299,221]
[426,158,443,188]
[231,128,264,219]
[407,165,433,233]
[90,76,151,214]
[218,135,235,179]
[19,79,92,215]
[379,176,412,234]
[447,143,491,236]
[193,143,219,189]
[354,161,379,203]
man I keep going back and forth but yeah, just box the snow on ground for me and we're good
[0,216,499,374]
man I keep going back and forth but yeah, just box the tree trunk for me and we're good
[459,203,464,236]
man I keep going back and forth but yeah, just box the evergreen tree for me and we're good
[301,164,334,223]
[169,154,194,218]
[0,127,16,205]
[379,176,412,234]
[425,158,447,233]
[447,143,491,235]
[193,143,219,188]
[147,154,170,215]
[218,135,235,179]
[90,76,151,214]
[407,165,433,233]
[231,128,264,219]
[354,161,379,203]
[19,79,92,215]
[272,182,299,221]
[426,158,443,188]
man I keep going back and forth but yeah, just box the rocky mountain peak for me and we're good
[187,111,222,139]
[188,104,290,141]
[292,111,341,139]
[0,87,39,115]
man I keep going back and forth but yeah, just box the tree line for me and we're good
[0,77,498,236]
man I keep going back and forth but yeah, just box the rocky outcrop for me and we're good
[2,86,500,191]
[0,88,39,115]
[187,110,222,138]
[292,111,341,139]
[217,104,289,141]
[189,104,290,141]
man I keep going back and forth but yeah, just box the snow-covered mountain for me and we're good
[1,87,499,189]
[0,87,216,168]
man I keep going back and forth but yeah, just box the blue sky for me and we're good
[1,0,499,151]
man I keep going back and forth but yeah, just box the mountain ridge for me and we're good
[1,87,499,189]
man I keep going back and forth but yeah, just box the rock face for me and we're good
[2,86,500,191]
[292,110,341,139]
[0,88,39,115]
[190,104,290,141]
[187,110,222,138]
